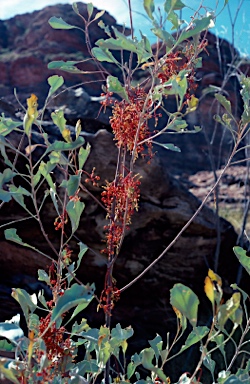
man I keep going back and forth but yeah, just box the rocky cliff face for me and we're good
[0,3,248,357]
[0,2,129,100]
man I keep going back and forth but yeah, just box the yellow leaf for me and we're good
[187,95,199,112]
[23,94,39,136]
[25,144,41,155]
[208,269,222,287]
[62,128,72,143]
[27,94,38,118]
[232,291,241,305]
[204,276,214,305]
[28,330,34,366]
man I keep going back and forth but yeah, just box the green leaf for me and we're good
[73,360,99,376]
[66,199,85,233]
[51,283,95,323]
[77,242,88,270]
[217,292,241,329]
[45,137,85,153]
[96,27,151,64]
[170,283,199,327]
[11,288,36,323]
[79,143,91,169]
[4,228,51,264]
[215,93,232,114]
[139,31,152,54]
[48,75,64,98]
[151,27,176,48]
[0,189,12,202]
[0,322,24,343]
[177,16,214,44]
[48,60,84,74]
[167,10,183,30]
[141,347,168,382]
[66,297,92,324]
[0,168,17,187]
[149,334,163,359]
[93,10,105,21]
[164,0,186,12]
[98,20,112,36]
[48,16,76,30]
[0,116,22,136]
[96,26,137,52]
[143,0,155,20]
[111,323,134,341]
[127,353,142,379]
[39,161,56,192]
[8,185,31,209]
[153,141,181,152]
[233,246,250,275]
[49,187,60,216]
[141,347,154,370]
[38,290,48,309]
[4,228,30,248]
[87,3,94,18]
[92,47,119,64]
[51,110,66,133]
[181,326,209,353]
[212,333,226,361]
[60,174,81,197]
[170,118,189,131]
[38,269,50,284]
[231,284,248,304]
[203,352,216,377]
[0,136,12,167]
[240,75,250,123]
[107,76,129,101]
[49,150,68,165]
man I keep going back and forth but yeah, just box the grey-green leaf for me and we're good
[66,199,85,233]
[87,3,93,18]
[170,283,199,327]
[233,246,250,275]
[48,75,64,98]
[79,143,91,169]
[92,47,119,64]
[107,76,129,102]
[153,141,181,152]
[143,0,155,20]
[181,326,209,353]
[177,16,214,44]
[48,16,76,30]
[215,93,232,114]
[48,60,84,74]
[51,283,95,323]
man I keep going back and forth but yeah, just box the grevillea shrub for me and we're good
[1,1,250,383]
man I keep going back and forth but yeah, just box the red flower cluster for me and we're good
[84,166,100,187]
[157,40,208,102]
[54,210,68,231]
[110,87,153,158]
[101,173,140,255]
[157,51,183,84]
[39,313,71,360]
[38,313,72,369]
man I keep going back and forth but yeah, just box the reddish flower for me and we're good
[110,87,153,158]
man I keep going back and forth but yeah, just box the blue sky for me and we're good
[1,0,250,57]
